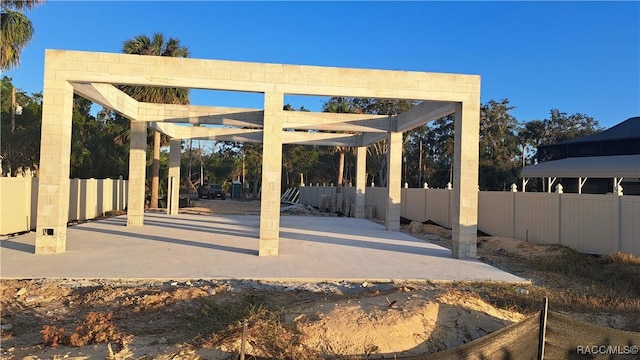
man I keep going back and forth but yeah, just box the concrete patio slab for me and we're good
[1,214,524,283]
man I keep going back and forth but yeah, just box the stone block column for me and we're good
[385,132,402,231]
[167,138,181,215]
[259,92,284,256]
[127,121,147,226]
[452,101,480,259]
[35,78,74,254]
[354,146,367,219]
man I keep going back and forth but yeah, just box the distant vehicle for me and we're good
[198,183,226,200]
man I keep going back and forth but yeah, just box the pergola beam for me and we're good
[150,122,363,147]
[283,112,390,133]
[362,132,391,146]
[139,103,264,128]
[282,131,361,146]
[396,101,456,132]
[71,82,139,120]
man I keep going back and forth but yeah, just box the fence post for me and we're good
[512,190,517,239]
[557,188,563,246]
[614,192,621,253]
[537,297,549,360]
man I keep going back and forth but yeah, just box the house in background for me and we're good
[521,116,640,195]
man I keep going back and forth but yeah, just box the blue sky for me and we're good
[3,1,639,129]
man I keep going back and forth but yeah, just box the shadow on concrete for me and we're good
[73,226,258,256]
[279,230,451,258]
[141,219,258,239]
[144,213,255,227]
[0,239,35,254]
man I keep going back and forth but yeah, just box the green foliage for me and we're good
[0,0,45,71]
[0,77,42,175]
[120,33,190,106]
[478,99,521,190]
[403,100,603,191]
[69,96,130,178]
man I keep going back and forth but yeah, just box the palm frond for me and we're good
[0,10,34,70]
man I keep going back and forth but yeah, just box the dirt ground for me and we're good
[1,198,638,359]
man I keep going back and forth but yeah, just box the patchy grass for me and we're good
[477,246,640,330]
[207,306,318,360]
[188,294,318,359]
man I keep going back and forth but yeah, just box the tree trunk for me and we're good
[337,150,345,193]
[150,130,160,208]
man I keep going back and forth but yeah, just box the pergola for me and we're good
[35,49,481,259]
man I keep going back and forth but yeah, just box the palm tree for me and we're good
[0,0,44,71]
[121,33,189,208]
[322,98,359,192]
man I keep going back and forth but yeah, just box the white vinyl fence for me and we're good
[0,177,128,235]
[298,186,640,256]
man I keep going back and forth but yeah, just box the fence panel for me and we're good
[295,186,640,256]
[478,192,514,237]
[560,194,618,254]
[68,178,80,221]
[514,193,560,245]
[0,177,34,234]
[426,189,451,228]
[403,188,428,222]
[370,187,388,220]
[30,178,39,229]
[342,187,356,205]
[620,196,640,255]
[1,178,127,235]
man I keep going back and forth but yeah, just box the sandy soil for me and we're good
[0,279,527,359]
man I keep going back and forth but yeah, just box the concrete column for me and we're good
[167,139,181,215]
[127,121,147,226]
[452,101,480,259]
[259,91,284,256]
[354,146,367,219]
[385,132,402,231]
[35,78,74,254]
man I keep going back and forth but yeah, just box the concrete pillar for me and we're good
[127,121,147,226]
[167,139,181,215]
[259,91,284,256]
[385,132,402,231]
[452,101,480,259]
[35,78,74,254]
[354,146,367,219]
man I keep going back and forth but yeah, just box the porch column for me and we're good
[259,91,284,256]
[354,146,367,219]
[452,101,480,259]
[385,132,402,231]
[127,121,147,226]
[167,138,181,215]
[35,77,74,254]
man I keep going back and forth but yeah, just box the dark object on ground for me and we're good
[198,184,226,200]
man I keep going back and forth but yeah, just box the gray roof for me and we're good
[560,117,640,144]
[521,154,640,178]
